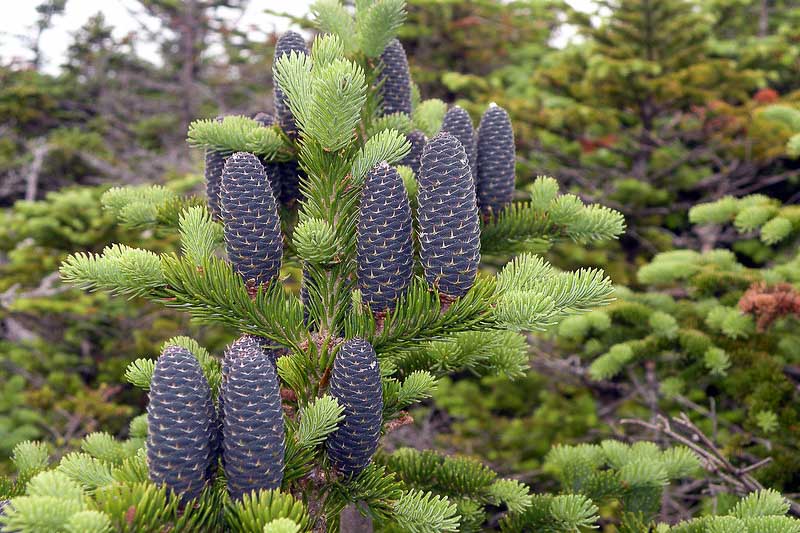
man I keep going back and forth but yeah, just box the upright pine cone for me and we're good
[326,338,383,478]
[221,152,283,290]
[378,39,412,116]
[222,351,285,500]
[440,106,477,178]
[417,132,481,298]
[273,31,309,140]
[204,116,227,220]
[476,103,515,216]
[205,149,227,220]
[222,335,276,380]
[357,162,413,312]
[252,112,284,200]
[276,159,303,208]
[147,345,216,503]
[400,130,426,176]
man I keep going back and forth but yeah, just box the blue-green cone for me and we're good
[417,132,481,298]
[378,39,412,116]
[476,103,515,216]
[147,345,216,503]
[222,351,285,500]
[326,338,383,478]
[273,31,309,140]
[400,130,426,176]
[221,152,283,290]
[441,105,477,178]
[357,162,413,312]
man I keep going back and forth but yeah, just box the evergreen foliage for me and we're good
[18,1,629,529]
[6,0,800,531]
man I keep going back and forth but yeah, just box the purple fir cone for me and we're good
[417,132,481,298]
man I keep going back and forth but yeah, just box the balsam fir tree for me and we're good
[0,2,627,530]
[4,1,793,532]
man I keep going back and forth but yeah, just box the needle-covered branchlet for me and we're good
[441,105,477,178]
[326,338,383,478]
[357,162,414,313]
[220,152,283,291]
[417,132,481,299]
[273,31,309,140]
[476,103,516,217]
[378,38,412,116]
[400,130,426,176]
[147,346,216,503]
[222,351,285,500]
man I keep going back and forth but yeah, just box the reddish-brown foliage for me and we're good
[739,282,800,331]
[754,88,780,104]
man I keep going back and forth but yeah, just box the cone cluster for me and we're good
[378,39,412,116]
[357,162,414,312]
[220,152,283,289]
[221,342,285,500]
[326,338,383,478]
[476,103,516,216]
[417,132,481,298]
[146,345,216,503]
[274,31,309,140]
[441,105,477,178]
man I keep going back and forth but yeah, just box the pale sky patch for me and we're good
[0,0,595,74]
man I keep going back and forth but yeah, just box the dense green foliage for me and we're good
[2,0,800,530]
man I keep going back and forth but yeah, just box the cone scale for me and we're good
[252,112,284,201]
[204,149,227,220]
[400,130,426,176]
